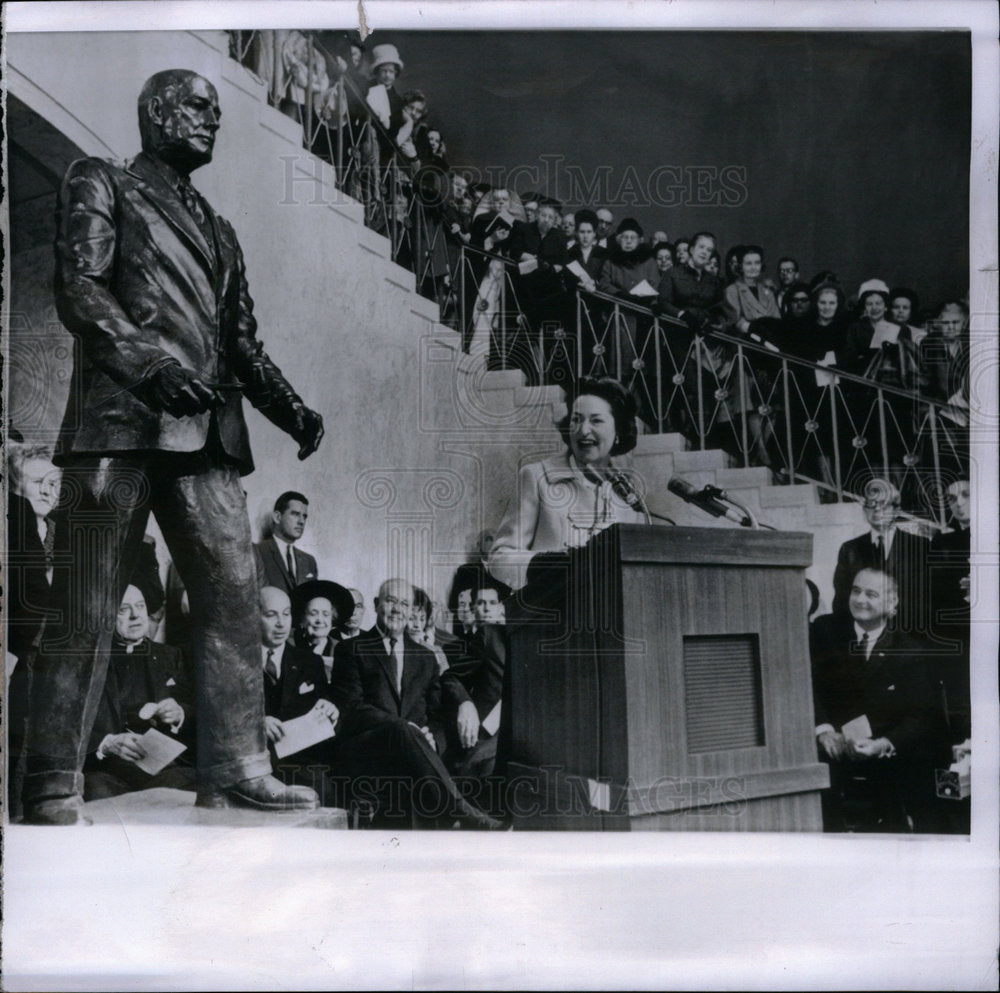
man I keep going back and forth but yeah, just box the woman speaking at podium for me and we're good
[487,377,648,591]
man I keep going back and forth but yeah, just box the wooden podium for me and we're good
[504,524,828,831]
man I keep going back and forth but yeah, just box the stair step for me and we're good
[759,483,819,508]
[634,432,688,456]
[672,449,730,472]
[715,466,772,489]
[409,294,441,324]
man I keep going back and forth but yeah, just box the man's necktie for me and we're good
[264,649,278,684]
[875,536,885,561]
[42,516,55,581]
[852,632,870,658]
[388,637,400,693]
[286,544,296,583]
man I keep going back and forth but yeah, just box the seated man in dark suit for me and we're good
[811,567,949,833]
[258,586,339,802]
[471,581,507,631]
[330,578,503,829]
[928,478,971,742]
[83,583,196,801]
[253,491,319,594]
[440,620,507,780]
[831,479,929,636]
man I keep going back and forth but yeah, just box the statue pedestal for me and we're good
[83,787,349,829]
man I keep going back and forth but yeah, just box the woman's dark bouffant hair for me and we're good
[557,377,638,457]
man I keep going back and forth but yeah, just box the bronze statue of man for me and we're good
[22,69,325,824]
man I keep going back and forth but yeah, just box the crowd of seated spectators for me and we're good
[228,29,970,508]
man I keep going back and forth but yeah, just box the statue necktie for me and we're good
[177,178,214,248]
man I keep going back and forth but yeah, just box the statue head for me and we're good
[138,69,220,174]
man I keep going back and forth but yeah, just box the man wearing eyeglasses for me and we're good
[329,578,504,828]
[831,479,929,636]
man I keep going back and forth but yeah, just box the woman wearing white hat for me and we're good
[366,43,405,136]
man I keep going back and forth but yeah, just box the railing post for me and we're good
[459,248,467,351]
[614,304,622,381]
[877,386,890,480]
[576,292,584,379]
[738,343,749,466]
[499,267,507,371]
[654,316,664,432]
[829,384,843,497]
[782,359,794,481]
[927,402,946,528]
[695,336,706,450]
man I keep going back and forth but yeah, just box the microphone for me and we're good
[666,477,751,527]
[608,468,649,518]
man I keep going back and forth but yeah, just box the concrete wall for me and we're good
[5,29,566,614]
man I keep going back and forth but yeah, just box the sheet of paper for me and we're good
[274,708,337,758]
[567,260,589,281]
[131,727,187,776]
[814,349,840,387]
[518,256,539,275]
[481,701,502,737]
[841,714,873,743]
[628,278,658,297]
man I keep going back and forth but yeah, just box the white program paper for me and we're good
[273,708,337,759]
[131,727,187,776]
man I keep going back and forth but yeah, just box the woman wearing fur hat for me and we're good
[594,218,660,381]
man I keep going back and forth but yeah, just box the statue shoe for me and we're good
[195,774,319,811]
[21,795,92,826]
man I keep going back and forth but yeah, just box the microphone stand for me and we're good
[700,485,775,531]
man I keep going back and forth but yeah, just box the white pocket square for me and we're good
[887,685,896,691]
[298,682,315,694]
[165,678,177,687]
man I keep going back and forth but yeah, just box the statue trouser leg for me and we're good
[151,461,270,790]
[23,457,269,817]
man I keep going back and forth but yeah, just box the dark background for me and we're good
[321,29,971,312]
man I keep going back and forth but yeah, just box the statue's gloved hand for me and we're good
[137,360,222,418]
[290,404,324,460]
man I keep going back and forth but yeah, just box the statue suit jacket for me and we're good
[54,150,300,473]
[329,627,444,744]
[253,536,319,595]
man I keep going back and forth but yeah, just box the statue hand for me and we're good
[290,404,324,459]
[141,361,222,418]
